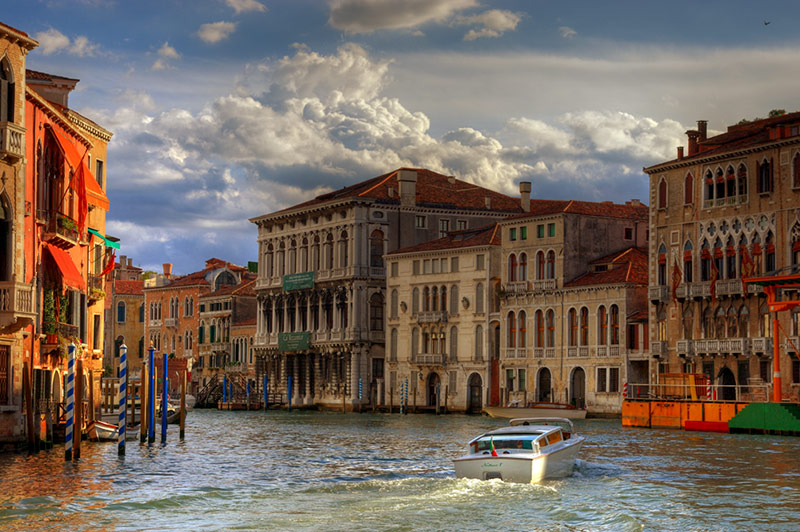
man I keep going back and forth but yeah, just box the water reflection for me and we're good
[1,411,800,531]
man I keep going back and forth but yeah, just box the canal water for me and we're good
[1,410,799,531]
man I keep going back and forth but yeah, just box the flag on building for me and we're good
[709,259,719,303]
[741,245,755,294]
[671,259,682,302]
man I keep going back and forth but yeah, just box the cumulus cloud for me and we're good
[329,0,477,33]
[455,9,523,41]
[226,0,266,14]
[559,26,576,39]
[34,28,100,56]
[198,21,237,43]
[153,42,181,70]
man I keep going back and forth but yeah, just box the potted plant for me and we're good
[88,288,106,302]
[43,289,57,343]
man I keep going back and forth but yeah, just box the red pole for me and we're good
[773,315,782,403]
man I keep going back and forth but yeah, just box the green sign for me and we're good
[283,271,315,291]
[279,332,311,352]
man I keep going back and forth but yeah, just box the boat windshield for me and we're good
[473,436,534,452]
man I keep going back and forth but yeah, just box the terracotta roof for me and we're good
[258,168,524,219]
[116,280,144,296]
[204,279,257,297]
[26,69,80,83]
[387,223,500,255]
[646,112,800,170]
[564,247,648,287]
[147,258,248,289]
[116,262,143,271]
[505,199,648,222]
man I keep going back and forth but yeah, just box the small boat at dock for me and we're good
[87,420,119,442]
[453,417,584,483]
[482,401,587,420]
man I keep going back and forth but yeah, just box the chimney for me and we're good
[628,199,642,207]
[128,258,133,268]
[677,146,684,160]
[163,263,173,277]
[485,196,491,209]
[387,186,395,198]
[120,255,127,268]
[697,120,707,142]
[448,175,456,184]
[686,130,700,156]
[519,181,531,212]
[397,169,417,207]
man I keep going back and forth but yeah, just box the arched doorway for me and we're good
[467,373,482,413]
[427,372,440,407]
[570,367,586,408]
[718,366,737,401]
[537,368,552,402]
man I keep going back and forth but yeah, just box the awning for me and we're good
[44,242,85,291]
[46,124,109,211]
[88,228,120,250]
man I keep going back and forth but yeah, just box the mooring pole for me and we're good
[118,344,127,456]
[180,369,186,440]
[223,374,227,405]
[148,345,155,445]
[288,375,293,412]
[140,357,147,444]
[773,314,782,403]
[263,375,268,410]
[65,343,76,461]
[161,352,168,443]
[74,357,83,460]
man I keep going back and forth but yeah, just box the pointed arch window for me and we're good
[794,154,800,189]
[704,169,714,202]
[757,158,774,194]
[0,193,10,281]
[726,165,736,199]
[791,224,800,270]
[507,311,516,348]
[567,308,577,347]
[508,254,517,282]
[684,173,693,204]
[545,309,555,347]
[658,178,667,209]
[683,241,694,283]
[0,58,15,123]
[738,163,748,197]
[598,305,607,345]
[658,244,667,285]
[519,253,528,281]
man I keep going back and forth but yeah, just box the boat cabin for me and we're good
[468,424,570,456]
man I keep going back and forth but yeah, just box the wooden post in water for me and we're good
[341,385,345,413]
[444,385,448,414]
[74,357,83,460]
[180,370,186,440]
[140,360,147,443]
[118,344,127,456]
[147,345,155,445]
[263,375,268,410]
[65,343,76,461]
[389,386,393,414]
[161,352,168,444]
[23,361,34,451]
[413,385,417,414]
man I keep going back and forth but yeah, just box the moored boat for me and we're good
[482,401,587,420]
[453,417,584,483]
[87,420,119,442]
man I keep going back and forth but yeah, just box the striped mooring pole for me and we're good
[64,343,76,461]
[706,376,712,400]
[147,345,155,445]
[223,375,228,404]
[263,375,268,410]
[118,344,127,456]
[161,352,168,443]
[288,375,293,411]
[622,382,628,399]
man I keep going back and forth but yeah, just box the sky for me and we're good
[6,0,800,275]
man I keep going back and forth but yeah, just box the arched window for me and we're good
[370,230,384,268]
[339,231,349,268]
[738,163,748,197]
[546,251,555,279]
[726,237,736,279]
[545,309,555,347]
[0,58,15,123]
[0,193,10,281]
[757,158,774,194]
[684,172,693,204]
[791,224,800,269]
[726,165,736,199]
[277,242,286,277]
[199,322,205,344]
[390,328,398,362]
[610,305,620,345]
[475,325,484,361]
[288,240,297,274]
[423,287,430,312]
[598,305,607,345]
[683,241,694,284]
[518,310,527,348]
[390,289,399,318]
[658,178,667,209]
[117,301,126,323]
[369,293,384,331]
[535,310,544,348]
[765,232,776,273]
[475,283,484,314]
[507,311,516,348]
[658,244,667,285]
[300,238,309,272]
[440,286,447,312]
[139,303,144,323]
[432,286,438,312]
[536,251,545,279]
[519,253,528,281]
[579,307,589,346]
[325,234,334,270]
[715,167,725,201]
[311,236,320,271]
[508,254,517,282]
[727,306,738,338]
[568,308,577,347]
[739,305,750,338]
[264,243,274,278]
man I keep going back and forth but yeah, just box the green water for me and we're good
[1,410,799,531]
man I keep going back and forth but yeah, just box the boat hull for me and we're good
[454,437,583,483]
[482,405,587,420]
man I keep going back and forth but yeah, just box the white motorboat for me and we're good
[453,417,584,483]
[482,401,587,420]
[87,420,119,442]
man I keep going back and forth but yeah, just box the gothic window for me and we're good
[507,311,516,348]
[757,158,774,194]
[508,254,517,282]
[658,178,667,209]
[658,244,667,285]
[0,58,15,122]
[0,193,10,281]
[738,164,748,196]
[683,241,694,284]
[568,308,577,347]
[792,224,800,270]
[726,166,736,199]
[519,253,528,281]
[684,172,693,204]
[598,305,607,345]
[370,230,384,268]
[726,237,736,279]
[715,167,725,201]
[794,154,800,189]
[704,169,714,202]
[765,232,776,273]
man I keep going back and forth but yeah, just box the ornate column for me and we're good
[271,296,277,335]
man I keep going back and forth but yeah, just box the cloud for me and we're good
[198,21,238,44]
[455,9,523,41]
[152,42,181,70]
[329,0,477,34]
[559,26,576,39]
[226,0,266,14]
[34,28,100,56]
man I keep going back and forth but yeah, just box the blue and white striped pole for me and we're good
[246,381,250,405]
[223,375,227,404]
[161,352,168,443]
[358,377,362,400]
[65,343,76,461]
[118,344,127,456]
[288,375,293,411]
[263,375,268,410]
[147,345,155,445]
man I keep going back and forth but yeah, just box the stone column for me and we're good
[271,297,277,335]
[318,293,325,332]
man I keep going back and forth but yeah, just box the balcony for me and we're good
[43,214,80,249]
[165,317,178,328]
[675,284,690,300]
[720,338,750,354]
[503,281,529,295]
[650,341,668,357]
[785,336,800,354]
[567,346,578,358]
[503,348,527,359]
[533,347,544,358]
[0,281,36,333]
[148,319,162,327]
[596,346,608,357]
[676,339,694,357]
[417,311,448,324]
[692,282,712,299]
[0,121,25,162]
[416,354,445,365]
[649,285,669,303]
[751,337,772,354]
[545,347,556,358]
[531,279,556,291]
